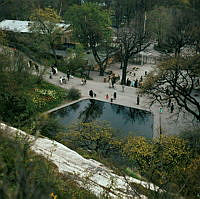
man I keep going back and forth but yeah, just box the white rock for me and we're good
[0,123,162,198]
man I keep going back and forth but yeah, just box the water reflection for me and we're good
[50,99,153,138]
[78,99,104,122]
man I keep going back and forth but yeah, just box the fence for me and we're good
[129,54,161,65]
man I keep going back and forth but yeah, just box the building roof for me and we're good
[0,19,70,33]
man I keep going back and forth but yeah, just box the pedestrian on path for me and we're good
[171,103,174,113]
[67,70,70,81]
[84,78,87,85]
[105,94,109,100]
[113,92,117,100]
[52,67,56,75]
[81,79,84,85]
[112,78,115,88]
[59,76,63,85]
[167,99,171,107]
[136,95,140,105]
[35,64,39,73]
[109,78,112,88]
[135,79,138,88]
[89,90,94,98]
[49,71,53,79]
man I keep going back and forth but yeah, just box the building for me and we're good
[0,19,72,47]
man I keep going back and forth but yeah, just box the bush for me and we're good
[179,128,200,155]
[0,129,98,199]
[67,87,81,100]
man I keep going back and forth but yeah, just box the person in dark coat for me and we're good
[35,64,39,73]
[136,95,140,105]
[126,78,131,86]
[67,70,70,81]
[52,67,56,75]
[113,92,117,100]
[167,99,171,107]
[135,79,138,88]
[89,90,94,98]
[171,103,174,113]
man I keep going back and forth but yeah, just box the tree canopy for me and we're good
[65,3,113,75]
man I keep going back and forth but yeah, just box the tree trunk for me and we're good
[91,47,104,76]
[51,44,58,66]
[121,59,128,85]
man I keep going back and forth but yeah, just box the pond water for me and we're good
[50,99,154,138]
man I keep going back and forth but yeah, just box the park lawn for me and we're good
[0,72,69,127]
[27,79,68,113]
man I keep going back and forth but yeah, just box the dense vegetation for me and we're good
[0,129,98,199]
[54,121,200,199]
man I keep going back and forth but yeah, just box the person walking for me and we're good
[89,90,94,98]
[113,92,117,100]
[136,95,140,105]
[35,64,39,73]
[84,78,87,85]
[135,79,138,88]
[167,99,171,107]
[81,78,84,85]
[52,67,56,75]
[67,70,70,81]
[109,78,112,88]
[59,76,63,84]
[49,71,53,79]
[111,78,115,88]
[171,103,174,113]
[105,94,109,100]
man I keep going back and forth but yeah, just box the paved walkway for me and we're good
[42,63,198,137]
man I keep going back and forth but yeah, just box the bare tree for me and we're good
[117,24,151,85]
[141,55,200,121]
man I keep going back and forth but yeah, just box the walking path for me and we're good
[42,63,198,137]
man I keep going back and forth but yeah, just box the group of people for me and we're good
[106,92,117,102]
[59,76,67,84]
[89,90,96,98]
[126,76,144,88]
[126,71,148,88]
[108,74,119,89]
[81,78,87,85]
[28,60,39,73]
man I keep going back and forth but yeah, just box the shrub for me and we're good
[67,87,81,100]
[0,129,98,199]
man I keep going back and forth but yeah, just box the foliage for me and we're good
[67,87,81,100]
[65,3,114,75]
[122,136,155,171]
[122,135,200,198]
[29,114,66,139]
[116,24,151,85]
[180,128,200,155]
[0,68,66,127]
[30,8,64,66]
[0,129,98,199]
[147,6,172,47]
[57,44,88,76]
[56,121,122,157]
[0,30,7,45]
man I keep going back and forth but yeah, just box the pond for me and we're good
[50,99,154,138]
